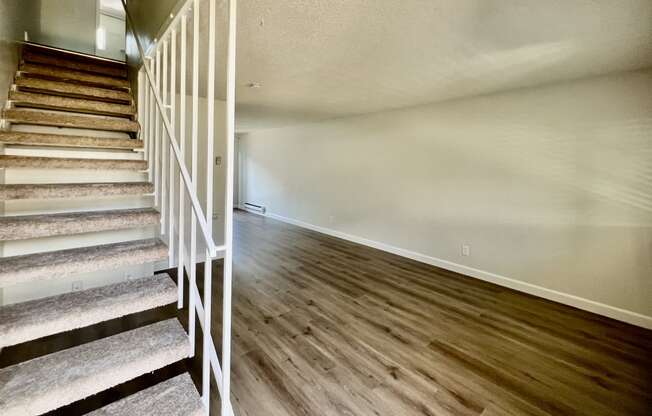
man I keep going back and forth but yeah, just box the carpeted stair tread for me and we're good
[0,131,143,149]
[9,91,135,117]
[2,108,140,133]
[0,181,153,200]
[0,318,188,416]
[22,49,127,79]
[15,76,131,103]
[0,238,168,287]
[0,208,159,241]
[86,373,203,416]
[0,273,177,348]
[0,155,147,171]
[19,63,130,90]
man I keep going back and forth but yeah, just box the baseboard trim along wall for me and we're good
[247,208,652,330]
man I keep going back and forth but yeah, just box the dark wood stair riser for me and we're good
[2,109,140,133]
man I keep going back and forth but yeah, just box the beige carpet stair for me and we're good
[0,208,159,241]
[0,238,167,287]
[0,131,143,149]
[9,91,135,117]
[87,373,204,416]
[0,182,153,200]
[14,76,132,103]
[22,49,128,79]
[18,63,131,90]
[0,273,176,348]
[0,318,188,416]
[2,108,139,133]
[0,155,147,171]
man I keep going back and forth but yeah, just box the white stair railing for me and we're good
[121,0,236,415]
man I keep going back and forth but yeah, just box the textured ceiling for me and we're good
[183,0,652,131]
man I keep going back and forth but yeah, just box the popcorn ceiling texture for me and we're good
[0,319,189,416]
[0,208,159,240]
[0,238,167,286]
[0,273,176,348]
[87,373,204,416]
[0,181,153,200]
[0,131,143,149]
[0,155,147,170]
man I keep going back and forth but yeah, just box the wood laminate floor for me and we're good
[224,210,652,416]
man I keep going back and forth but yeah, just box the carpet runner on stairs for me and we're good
[18,62,131,90]
[0,208,160,240]
[0,131,143,149]
[0,319,189,416]
[0,42,201,415]
[0,273,176,348]
[0,182,154,200]
[14,76,132,103]
[2,108,139,132]
[0,238,168,286]
[86,373,204,416]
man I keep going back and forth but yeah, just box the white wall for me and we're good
[239,69,652,328]
[36,0,97,54]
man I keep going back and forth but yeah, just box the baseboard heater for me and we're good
[243,202,266,214]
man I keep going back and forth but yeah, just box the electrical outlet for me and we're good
[72,281,83,292]
[461,244,470,257]
[215,156,222,166]
[212,213,219,219]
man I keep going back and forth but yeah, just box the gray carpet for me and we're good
[86,373,204,416]
[0,274,177,348]
[0,238,167,287]
[0,318,189,416]
[0,208,159,240]
[0,182,153,200]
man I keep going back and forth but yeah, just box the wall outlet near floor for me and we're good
[461,244,471,257]
[72,281,83,292]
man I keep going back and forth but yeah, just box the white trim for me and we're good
[262,211,652,330]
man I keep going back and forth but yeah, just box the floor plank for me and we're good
[225,210,652,416]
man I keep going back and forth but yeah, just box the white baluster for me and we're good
[169,29,177,267]
[177,15,188,309]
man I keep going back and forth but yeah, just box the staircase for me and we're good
[0,44,203,415]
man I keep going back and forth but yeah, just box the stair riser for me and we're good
[10,91,135,118]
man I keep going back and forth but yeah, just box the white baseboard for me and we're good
[264,211,652,330]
